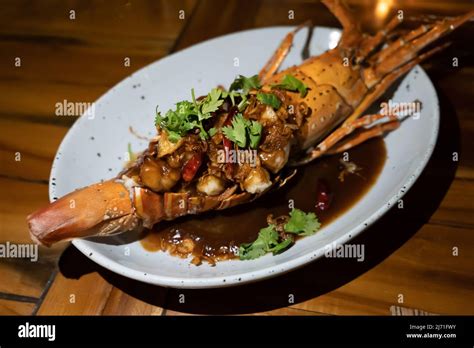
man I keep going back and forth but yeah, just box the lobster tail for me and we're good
[27,180,138,246]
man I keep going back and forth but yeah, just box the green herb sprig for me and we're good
[221,113,262,149]
[155,87,225,142]
[272,74,308,97]
[239,208,321,260]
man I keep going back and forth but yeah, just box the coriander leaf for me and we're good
[269,236,294,255]
[155,101,198,143]
[239,242,266,260]
[248,120,262,149]
[200,88,224,116]
[284,208,321,236]
[239,225,279,260]
[176,100,195,118]
[154,111,163,127]
[221,89,241,106]
[237,94,249,111]
[257,92,281,109]
[155,87,227,141]
[228,91,236,106]
[167,130,182,143]
[154,109,186,143]
[221,114,263,149]
[272,74,308,97]
[230,75,261,94]
[258,225,279,246]
[221,113,249,148]
[208,127,217,137]
[209,87,222,101]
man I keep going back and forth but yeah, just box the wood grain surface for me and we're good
[0,0,473,316]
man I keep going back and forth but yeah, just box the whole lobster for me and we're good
[28,0,473,246]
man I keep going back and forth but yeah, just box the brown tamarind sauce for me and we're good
[140,138,386,264]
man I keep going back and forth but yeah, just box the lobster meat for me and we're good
[28,0,473,246]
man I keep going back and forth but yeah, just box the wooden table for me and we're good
[1,0,473,316]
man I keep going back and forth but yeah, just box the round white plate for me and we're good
[51,26,439,288]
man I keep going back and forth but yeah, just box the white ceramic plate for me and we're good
[51,26,439,288]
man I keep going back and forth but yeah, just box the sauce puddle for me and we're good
[140,138,386,264]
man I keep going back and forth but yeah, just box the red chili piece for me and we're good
[315,179,332,211]
[182,152,202,182]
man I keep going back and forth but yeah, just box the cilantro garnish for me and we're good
[221,114,263,149]
[284,208,321,236]
[272,74,308,97]
[200,88,224,115]
[222,114,247,147]
[248,119,262,149]
[220,90,249,111]
[154,101,197,142]
[257,92,281,109]
[239,225,293,260]
[229,75,261,94]
[154,75,264,142]
[238,208,321,260]
[227,74,262,111]
[155,88,226,142]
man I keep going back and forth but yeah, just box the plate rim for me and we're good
[48,26,439,288]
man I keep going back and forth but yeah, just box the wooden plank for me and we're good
[290,223,474,315]
[0,0,197,126]
[0,178,49,243]
[171,0,261,52]
[37,271,113,315]
[0,1,196,87]
[0,120,67,181]
[37,245,168,315]
[0,177,65,297]
[0,260,51,299]
[0,39,167,90]
[0,299,35,315]
[429,178,474,227]
[0,0,196,43]
[102,288,165,315]
[0,80,107,123]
